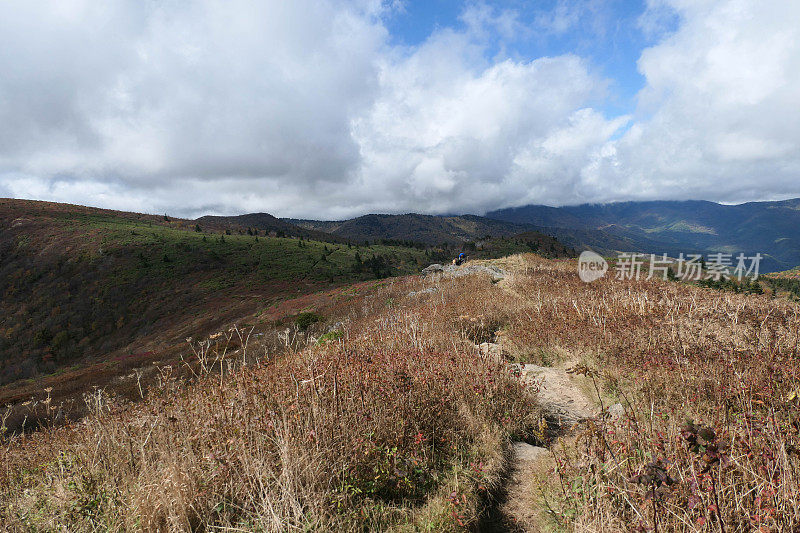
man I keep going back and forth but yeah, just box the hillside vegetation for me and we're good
[467,231,574,259]
[765,267,800,300]
[1,266,541,531]
[195,212,349,243]
[0,199,432,389]
[3,252,800,531]
[286,213,534,246]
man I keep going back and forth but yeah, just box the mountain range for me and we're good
[285,213,530,245]
[279,198,800,273]
[487,198,800,272]
[3,196,799,429]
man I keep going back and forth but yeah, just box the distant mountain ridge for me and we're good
[196,212,347,243]
[281,198,800,273]
[285,213,534,245]
[486,198,800,272]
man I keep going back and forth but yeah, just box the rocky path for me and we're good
[477,261,601,531]
[492,363,599,532]
[518,364,597,429]
[423,259,603,531]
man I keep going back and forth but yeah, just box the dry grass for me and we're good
[0,274,539,531]
[4,253,800,531]
[498,256,800,531]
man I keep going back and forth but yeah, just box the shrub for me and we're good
[316,330,342,344]
[0,271,539,531]
[295,311,323,331]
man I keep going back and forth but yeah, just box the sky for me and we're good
[1,0,799,219]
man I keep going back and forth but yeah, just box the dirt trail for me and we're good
[471,259,601,531]
[495,363,598,532]
[435,258,601,530]
[518,364,596,428]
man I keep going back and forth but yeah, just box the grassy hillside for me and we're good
[467,231,575,259]
[3,253,800,530]
[764,267,800,299]
[1,264,540,531]
[0,199,431,388]
[195,212,349,243]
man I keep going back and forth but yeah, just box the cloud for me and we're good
[1,0,623,217]
[459,2,525,42]
[587,0,800,204]
[534,0,607,37]
[637,0,681,40]
[1,0,799,218]
[352,40,625,214]
[1,0,386,208]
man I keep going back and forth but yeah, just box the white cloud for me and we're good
[588,0,800,204]
[1,0,386,204]
[534,0,609,39]
[1,0,624,217]
[459,2,525,42]
[1,0,799,218]
[352,39,624,214]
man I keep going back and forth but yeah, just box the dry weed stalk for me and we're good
[5,252,797,531]
[0,271,538,531]
[502,256,800,531]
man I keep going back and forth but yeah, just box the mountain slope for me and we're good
[467,231,575,259]
[196,212,348,243]
[6,253,800,530]
[487,198,800,272]
[0,199,430,389]
[286,213,534,245]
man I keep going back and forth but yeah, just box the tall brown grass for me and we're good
[0,274,539,531]
[5,253,799,531]
[500,256,800,531]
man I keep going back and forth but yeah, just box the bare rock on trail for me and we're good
[421,263,506,281]
[498,366,597,531]
[606,402,625,421]
[477,342,504,361]
[420,263,446,276]
[515,364,596,430]
[512,442,549,462]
